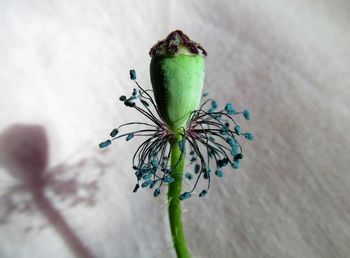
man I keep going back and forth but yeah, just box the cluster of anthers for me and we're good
[99,70,254,201]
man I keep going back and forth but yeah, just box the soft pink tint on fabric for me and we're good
[0,1,349,257]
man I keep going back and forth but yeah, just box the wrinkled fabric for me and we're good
[0,1,349,257]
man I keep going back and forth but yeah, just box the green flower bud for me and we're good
[149,30,207,132]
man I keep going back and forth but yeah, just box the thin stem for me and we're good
[168,134,192,258]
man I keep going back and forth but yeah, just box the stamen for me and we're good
[153,188,161,197]
[244,132,254,141]
[179,192,191,201]
[185,172,193,180]
[130,69,137,80]
[242,109,251,120]
[126,133,134,141]
[99,140,111,149]
[110,128,119,137]
[215,170,224,177]
[99,69,253,199]
[199,190,207,197]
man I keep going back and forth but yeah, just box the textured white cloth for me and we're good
[0,1,350,257]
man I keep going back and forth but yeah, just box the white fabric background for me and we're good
[0,1,350,257]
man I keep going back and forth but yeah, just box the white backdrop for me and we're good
[1,1,350,257]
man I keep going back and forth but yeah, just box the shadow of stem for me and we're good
[32,188,95,258]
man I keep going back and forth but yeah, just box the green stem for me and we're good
[168,135,192,258]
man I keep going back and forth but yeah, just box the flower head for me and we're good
[99,30,253,200]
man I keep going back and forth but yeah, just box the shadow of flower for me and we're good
[0,124,110,258]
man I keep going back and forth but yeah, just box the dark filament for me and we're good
[99,70,253,200]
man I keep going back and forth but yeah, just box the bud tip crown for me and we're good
[149,30,207,57]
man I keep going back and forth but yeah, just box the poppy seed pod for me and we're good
[149,30,207,132]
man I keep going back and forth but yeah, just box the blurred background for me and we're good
[0,0,350,257]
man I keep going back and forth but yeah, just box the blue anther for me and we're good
[129,69,136,80]
[119,95,126,101]
[164,175,175,184]
[211,100,218,109]
[234,153,243,161]
[150,180,156,189]
[244,132,254,141]
[142,174,152,180]
[124,99,135,107]
[231,144,238,156]
[126,133,134,141]
[185,172,193,180]
[234,125,241,135]
[99,140,111,149]
[203,167,211,179]
[190,150,195,155]
[243,109,251,120]
[220,126,228,135]
[194,164,200,174]
[139,165,147,174]
[179,192,191,201]
[151,159,158,168]
[207,167,212,174]
[133,183,140,193]
[217,158,228,167]
[190,157,196,162]
[202,92,209,97]
[232,161,240,169]
[215,170,224,177]
[141,180,153,188]
[219,130,226,135]
[153,188,161,197]
[110,128,119,137]
[226,136,236,146]
[225,103,236,115]
[132,88,137,96]
[199,190,207,197]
